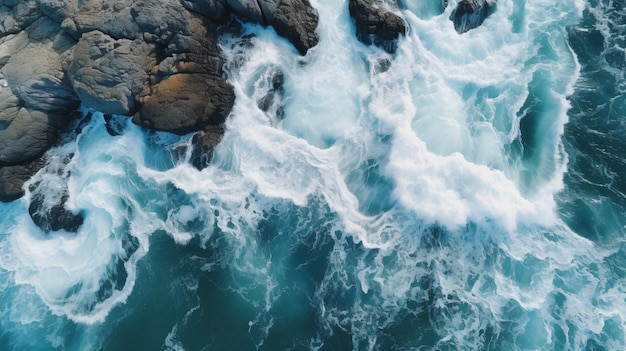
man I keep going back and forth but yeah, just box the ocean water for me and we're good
[0,0,625,350]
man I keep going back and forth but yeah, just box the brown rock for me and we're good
[135,74,234,135]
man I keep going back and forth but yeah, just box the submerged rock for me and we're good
[450,0,496,34]
[25,153,84,232]
[256,67,284,119]
[28,191,84,232]
[349,0,408,53]
[103,114,126,136]
[190,125,224,170]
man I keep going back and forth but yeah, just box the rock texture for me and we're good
[450,0,495,34]
[0,7,80,203]
[227,0,319,55]
[0,159,42,202]
[67,30,155,115]
[189,125,224,170]
[349,0,407,53]
[28,190,84,232]
[0,0,321,204]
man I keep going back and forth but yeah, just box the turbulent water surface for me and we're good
[1,0,625,350]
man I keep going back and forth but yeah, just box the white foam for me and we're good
[1,0,621,349]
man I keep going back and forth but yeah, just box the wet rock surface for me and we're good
[0,0,322,202]
[349,0,407,53]
[450,0,496,34]
[28,190,84,232]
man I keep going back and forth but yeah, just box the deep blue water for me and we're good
[1,0,625,350]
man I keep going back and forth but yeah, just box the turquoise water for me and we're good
[1,0,625,350]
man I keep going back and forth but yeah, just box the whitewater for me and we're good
[1,0,625,350]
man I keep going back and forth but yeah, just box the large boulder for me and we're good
[227,0,319,55]
[3,41,78,112]
[0,6,21,36]
[134,14,235,134]
[349,0,407,53]
[0,105,61,164]
[135,74,234,134]
[0,23,79,163]
[450,0,495,34]
[67,30,155,115]
[267,0,320,55]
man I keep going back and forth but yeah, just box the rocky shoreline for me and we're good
[0,0,321,202]
[0,0,495,210]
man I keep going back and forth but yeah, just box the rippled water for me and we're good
[1,0,625,350]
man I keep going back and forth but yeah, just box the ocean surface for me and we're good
[1,0,625,350]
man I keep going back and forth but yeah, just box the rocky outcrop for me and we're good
[0,0,321,203]
[0,13,80,202]
[227,0,319,55]
[134,14,234,135]
[68,30,155,115]
[450,0,495,34]
[349,0,407,53]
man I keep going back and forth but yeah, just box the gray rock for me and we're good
[451,0,495,34]
[1,38,77,165]
[182,0,229,23]
[3,42,79,112]
[0,107,61,164]
[37,0,78,23]
[270,0,320,55]
[72,0,140,40]
[349,0,407,53]
[12,0,39,29]
[0,0,20,7]
[0,20,80,202]
[0,31,29,68]
[67,30,155,115]
[228,0,320,55]
[0,6,20,35]
[0,158,41,202]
